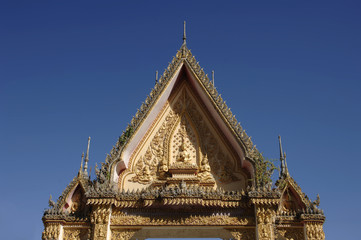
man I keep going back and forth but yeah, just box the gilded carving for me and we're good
[276,228,303,240]
[128,101,179,185]
[91,206,110,240]
[128,87,241,186]
[130,148,157,184]
[198,153,215,182]
[306,222,325,240]
[256,207,276,240]
[42,223,60,240]
[94,224,107,240]
[63,228,90,240]
[227,228,255,240]
[91,207,110,224]
[111,229,139,240]
[111,213,249,226]
[184,91,239,183]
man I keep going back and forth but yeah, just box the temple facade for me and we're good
[42,28,325,240]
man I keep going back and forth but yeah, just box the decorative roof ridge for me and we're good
[276,175,312,209]
[105,43,260,172]
[181,49,259,159]
[44,174,90,215]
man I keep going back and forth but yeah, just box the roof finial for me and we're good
[284,151,289,176]
[278,135,284,160]
[155,70,158,84]
[84,136,91,177]
[78,152,84,176]
[278,135,289,177]
[212,70,215,85]
[183,21,186,44]
[48,194,56,208]
[278,135,285,177]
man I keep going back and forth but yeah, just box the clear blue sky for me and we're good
[1,1,360,239]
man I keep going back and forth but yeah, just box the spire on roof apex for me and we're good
[278,135,289,177]
[212,70,215,85]
[78,152,84,176]
[155,70,158,84]
[278,135,284,160]
[84,137,90,177]
[183,21,186,45]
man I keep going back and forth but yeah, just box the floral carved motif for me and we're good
[277,228,304,240]
[63,228,90,240]
[129,100,179,184]
[256,207,276,240]
[306,222,325,240]
[42,223,60,240]
[111,229,139,240]
[91,206,111,240]
[111,213,250,226]
[227,228,255,240]
[128,87,240,185]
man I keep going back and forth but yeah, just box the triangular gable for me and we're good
[52,175,89,214]
[278,176,311,212]
[107,44,261,189]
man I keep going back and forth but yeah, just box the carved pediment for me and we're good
[120,80,249,191]
[279,187,306,213]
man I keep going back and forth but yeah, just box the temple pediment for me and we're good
[120,79,249,191]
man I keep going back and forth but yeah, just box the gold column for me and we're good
[255,204,277,240]
[305,222,325,240]
[90,206,111,240]
[42,222,61,240]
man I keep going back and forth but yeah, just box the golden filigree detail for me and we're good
[93,224,107,240]
[184,90,239,183]
[172,115,197,164]
[42,223,60,240]
[111,229,139,240]
[130,148,157,184]
[63,228,90,240]
[306,222,325,240]
[277,228,304,240]
[111,214,249,226]
[227,228,255,240]
[256,207,276,240]
[91,206,111,240]
[127,86,244,186]
[128,102,179,185]
[91,206,110,224]
[198,153,215,182]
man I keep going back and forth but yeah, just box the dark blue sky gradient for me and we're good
[1,1,360,239]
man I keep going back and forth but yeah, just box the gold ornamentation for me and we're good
[277,228,304,240]
[183,90,239,183]
[111,229,139,240]
[227,228,255,240]
[198,153,215,182]
[91,206,111,240]
[94,224,107,240]
[128,87,240,186]
[256,207,276,240]
[128,103,179,185]
[63,228,90,240]
[172,115,197,164]
[42,223,60,240]
[111,213,249,226]
[91,206,110,224]
[130,148,157,184]
[306,222,325,240]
